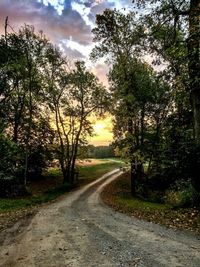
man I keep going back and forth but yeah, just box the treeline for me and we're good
[0,23,107,195]
[87,145,115,158]
[91,3,200,206]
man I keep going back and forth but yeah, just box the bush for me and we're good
[0,176,27,197]
[0,135,25,197]
[0,135,22,174]
[164,180,200,207]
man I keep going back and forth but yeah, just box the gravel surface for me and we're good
[0,169,200,267]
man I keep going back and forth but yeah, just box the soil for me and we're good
[0,208,37,233]
[0,169,200,267]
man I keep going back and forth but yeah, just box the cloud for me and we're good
[58,42,86,60]
[38,0,66,15]
[91,63,110,87]
[0,0,92,46]
[0,0,133,87]
[88,1,115,23]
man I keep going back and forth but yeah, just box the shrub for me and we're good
[0,135,25,197]
[164,180,200,207]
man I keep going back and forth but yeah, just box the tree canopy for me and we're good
[91,5,200,197]
[0,23,108,194]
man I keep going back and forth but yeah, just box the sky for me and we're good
[0,0,133,146]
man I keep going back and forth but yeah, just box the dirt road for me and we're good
[1,169,200,267]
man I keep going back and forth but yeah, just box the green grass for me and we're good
[0,158,124,212]
[113,175,172,211]
[116,195,172,211]
[47,168,62,177]
[0,183,74,212]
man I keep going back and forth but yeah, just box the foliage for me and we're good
[164,180,200,208]
[91,4,200,202]
[0,21,109,196]
[87,145,115,158]
[0,134,22,178]
[45,57,109,184]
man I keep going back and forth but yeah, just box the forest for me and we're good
[0,0,200,210]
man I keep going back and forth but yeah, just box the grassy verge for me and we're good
[0,158,124,212]
[101,172,200,233]
[0,183,74,212]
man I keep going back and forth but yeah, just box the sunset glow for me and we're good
[90,116,113,146]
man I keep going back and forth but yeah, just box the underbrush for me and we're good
[164,180,200,208]
[137,172,200,208]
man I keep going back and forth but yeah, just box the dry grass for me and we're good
[76,158,109,166]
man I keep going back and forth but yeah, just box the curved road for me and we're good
[1,169,200,267]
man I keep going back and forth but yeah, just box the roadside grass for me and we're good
[0,183,74,212]
[112,176,171,211]
[0,158,124,212]
[116,196,172,211]
[101,172,200,233]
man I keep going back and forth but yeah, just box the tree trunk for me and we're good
[70,131,81,185]
[128,117,136,195]
[13,122,19,143]
[70,157,76,185]
[59,158,69,184]
[188,0,200,143]
[24,93,32,186]
[191,90,200,143]
[130,160,136,195]
[140,106,145,146]
[63,170,70,184]
[24,147,28,186]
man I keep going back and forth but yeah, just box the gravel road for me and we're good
[1,169,200,267]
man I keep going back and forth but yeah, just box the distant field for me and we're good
[76,158,124,166]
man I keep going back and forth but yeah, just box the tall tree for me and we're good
[91,9,176,195]
[91,9,155,194]
[0,24,54,185]
[45,54,108,184]
[133,0,200,143]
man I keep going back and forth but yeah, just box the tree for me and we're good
[91,9,170,194]
[133,0,200,144]
[0,19,109,193]
[0,23,55,186]
[91,10,145,194]
[110,58,172,194]
[45,55,108,184]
